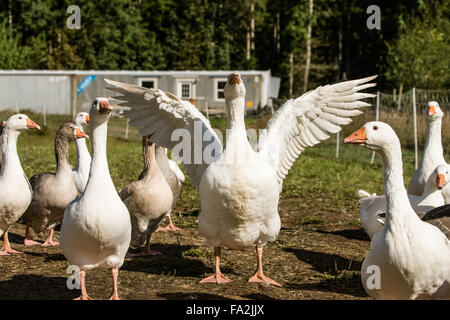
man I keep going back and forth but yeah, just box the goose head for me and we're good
[344,121,399,152]
[90,98,114,125]
[5,114,40,132]
[58,123,89,141]
[74,112,90,129]
[433,164,449,190]
[224,73,246,101]
[425,101,443,120]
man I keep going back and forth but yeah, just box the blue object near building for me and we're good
[77,75,96,95]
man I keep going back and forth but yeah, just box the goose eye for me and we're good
[373,126,378,130]
[18,117,22,120]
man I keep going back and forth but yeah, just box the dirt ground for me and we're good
[0,198,371,300]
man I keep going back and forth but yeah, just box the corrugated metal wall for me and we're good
[0,71,272,115]
[0,75,71,114]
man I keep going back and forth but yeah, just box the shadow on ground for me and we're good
[0,274,76,300]
[283,248,367,298]
[121,243,236,277]
[314,228,370,241]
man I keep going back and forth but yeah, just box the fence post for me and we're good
[336,132,340,158]
[370,91,380,164]
[43,105,47,126]
[397,84,403,111]
[412,87,418,169]
[205,101,209,120]
[125,119,129,140]
[15,101,19,114]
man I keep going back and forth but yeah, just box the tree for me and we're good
[0,19,45,69]
[386,0,450,89]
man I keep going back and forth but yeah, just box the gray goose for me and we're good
[22,123,88,246]
[120,136,175,256]
[142,149,183,232]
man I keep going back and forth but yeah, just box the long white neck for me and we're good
[379,142,418,227]
[1,128,24,177]
[85,120,115,193]
[75,134,91,173]
[226,97,246,131]
[224,97,252,164]
[421,118,444,165]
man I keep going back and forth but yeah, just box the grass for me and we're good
[0,108,425,215]
[181,247,214,259]
[299,216,325,225]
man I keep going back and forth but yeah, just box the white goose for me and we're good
[0,114,40,255]
[73,112,91,194]
[358,163,449,239]
[60,98,131,300]
[106,74,376,286]
[345,121,450,299]
[408,102,448,196]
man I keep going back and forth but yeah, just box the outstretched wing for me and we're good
[258,76,377,188]
[105,79,223,187]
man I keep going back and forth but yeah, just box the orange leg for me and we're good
[248,246,281,287]
[41,228,59,247]
[126,232,162,257]
[156,213,181,232]
[74,270,92,300]
[108,268,120,300]
[24,225,40,246]
[199,247,232,284]
[0,231,23,255]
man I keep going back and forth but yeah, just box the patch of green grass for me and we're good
[299,216,325,225]
[175,219,198,228]
[182,247,213,259]
[314,260,360,288]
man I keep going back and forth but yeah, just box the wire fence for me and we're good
[332,88,450,168]
[2,86,449,170]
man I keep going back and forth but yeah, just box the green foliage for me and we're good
[0,0,446,92]
[386,0,450,89]
[0,20,45,69]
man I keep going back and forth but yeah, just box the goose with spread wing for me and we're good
[105,73,376,286]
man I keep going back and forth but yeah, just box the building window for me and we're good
[214,78,227,101]
[138,78,158,89]
[181,83,191,99]
[177,79,196,100]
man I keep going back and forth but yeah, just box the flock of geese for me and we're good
[0,73,449,300]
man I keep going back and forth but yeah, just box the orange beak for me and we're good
[1,121,5,128]
[85,115,90,123]
[344,127,366,144]
[427,105,436,116]
[436,174,446,190]
[229,73,241,85]
[75,128,89,139]
[99,100,113,114]
[26,118,41,130]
